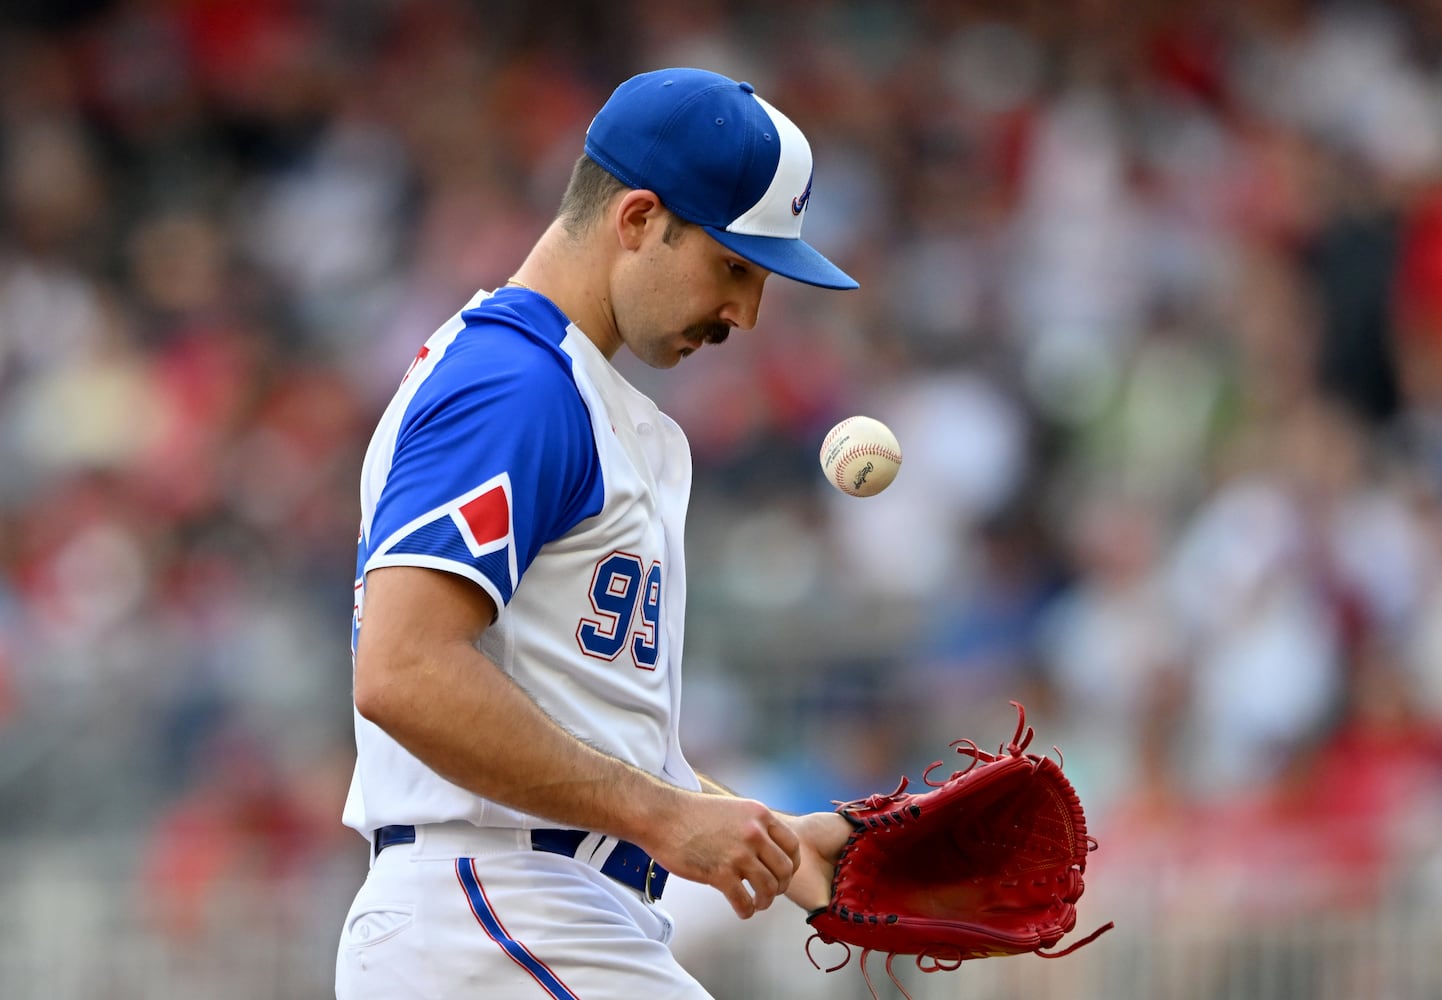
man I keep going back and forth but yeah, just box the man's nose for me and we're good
[721,289,762,331]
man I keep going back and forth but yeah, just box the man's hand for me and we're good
[648,795,803,919]
[781,811,854,911]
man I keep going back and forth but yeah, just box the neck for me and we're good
[509,221,622,359]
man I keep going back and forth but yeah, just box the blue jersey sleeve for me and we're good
[365,302,604,607]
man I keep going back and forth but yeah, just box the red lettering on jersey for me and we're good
[401,345,430,383]
[458,486,509,548]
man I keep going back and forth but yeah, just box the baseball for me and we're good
[819,415,902,497]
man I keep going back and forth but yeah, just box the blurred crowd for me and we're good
[5,0,1442,982]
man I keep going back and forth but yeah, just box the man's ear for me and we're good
[614,189,664,251]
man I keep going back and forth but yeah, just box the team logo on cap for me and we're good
[791,173,813,216]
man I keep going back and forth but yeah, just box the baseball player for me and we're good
[336,68,856,999]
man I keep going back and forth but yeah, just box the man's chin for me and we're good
[631,345,687,370]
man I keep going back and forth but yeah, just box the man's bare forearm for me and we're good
[698,772,738,796]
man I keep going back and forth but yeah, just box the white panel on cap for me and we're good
[726,95,813,239]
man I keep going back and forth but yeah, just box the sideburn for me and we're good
[661,217,687,247]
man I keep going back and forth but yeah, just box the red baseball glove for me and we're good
[805,701,1113,999]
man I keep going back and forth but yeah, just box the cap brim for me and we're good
[703,227,859,290]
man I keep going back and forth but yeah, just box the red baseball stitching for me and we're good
[833,444,902,493]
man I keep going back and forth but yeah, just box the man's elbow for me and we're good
[353,652,403,727]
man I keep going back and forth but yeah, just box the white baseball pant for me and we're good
[335,823,713,999]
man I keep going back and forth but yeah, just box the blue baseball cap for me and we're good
[584,68,858,291]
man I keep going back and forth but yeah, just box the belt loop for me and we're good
[373,824,417,860]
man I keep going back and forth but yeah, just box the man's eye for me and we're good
[728,262,748,276]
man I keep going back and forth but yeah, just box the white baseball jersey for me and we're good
[343,285,700,838]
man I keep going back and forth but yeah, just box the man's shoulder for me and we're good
[462,286,574,347]
[420,292,582,399]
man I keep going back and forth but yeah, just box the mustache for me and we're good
[683,321,731,346]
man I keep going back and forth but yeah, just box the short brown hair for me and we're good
[557,154,696,245]
[557,155,629,238]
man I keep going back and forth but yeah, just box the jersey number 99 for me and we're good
[576,551,662,670]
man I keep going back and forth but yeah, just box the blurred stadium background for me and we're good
[4,0,1442,997]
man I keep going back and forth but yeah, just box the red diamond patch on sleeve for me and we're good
[457,485,510,549]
